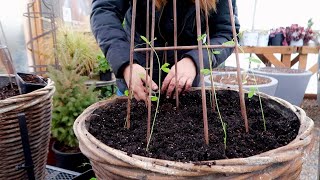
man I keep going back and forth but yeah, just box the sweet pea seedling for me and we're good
[161,63,170,73]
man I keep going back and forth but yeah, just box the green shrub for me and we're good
[48,53,99,148]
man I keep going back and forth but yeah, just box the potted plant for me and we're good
[72,39,314,180]
[269,27,287,46]
[54,25,101,77]
[204,72,278,96]
[48,47,99,172]
[250,67,312,106]
[96,52,113,81]
[285,24,306,46]
[72,2,314,179]
[0,30,55,178]
[314,31,320,45]
[304,18,315,46]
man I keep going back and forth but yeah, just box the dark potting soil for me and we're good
[89,90,300,162]
[213,74,271,85]
[19,73,45,84]
[0,83,20,100]
[257,67,306,74]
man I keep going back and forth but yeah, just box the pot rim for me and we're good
[204,72,278,89]
[250,67,313,76]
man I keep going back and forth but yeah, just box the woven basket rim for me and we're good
[0,78,54,102]
[0,79,55,114]
[74,88,314,175]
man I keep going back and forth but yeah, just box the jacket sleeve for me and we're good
[183,0,240,74]
[91,0,130,78]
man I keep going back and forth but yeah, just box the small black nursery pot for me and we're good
[99,70,112,81]
[16,72,47,94]
[269,33,284,46]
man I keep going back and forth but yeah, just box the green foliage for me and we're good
[212,50,221,55]
[139,36,162,151]
[197,34,207,44]
[55,25,100,76]
[140,35,151,45]
[150,96,158,101]
[48,52,99,148]
[90,178,97,180]
[96,53,111,73]
[247,57,262,64]
[248,87,258,99]
[200,68,211,75]
[161,63,170,73]
[96,85,117,99]
[124,90,129,96]
[222,41,236,46]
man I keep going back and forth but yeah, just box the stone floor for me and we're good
[300,99,320,179]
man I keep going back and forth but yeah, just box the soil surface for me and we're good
[213,74,271,85]
[0,83,20,100]
[89,90,300,162]
[301,98,320,128]
[256,67,306,74]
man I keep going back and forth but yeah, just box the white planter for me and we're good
[204,72,278,96]
[242,31,259,46]
[250,67,312,106]
[257,33,269,46]
[290,39,304,46]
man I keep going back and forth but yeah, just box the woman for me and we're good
[90,0,240,102]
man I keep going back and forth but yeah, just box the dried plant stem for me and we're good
[195,0,209,145]
[173,0,179,108]
[227,0,248,133]
[126,0,138,129]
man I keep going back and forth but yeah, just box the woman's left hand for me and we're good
[161,57,196,98]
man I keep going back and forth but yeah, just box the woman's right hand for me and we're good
[123,64,158,103]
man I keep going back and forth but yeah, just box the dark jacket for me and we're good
[91,0,240,92]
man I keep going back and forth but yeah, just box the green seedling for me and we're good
[246,57,266,131]
[200,68,211,76]
[212,50,221,55]
[222,36,244,53]
[140,35,164,151]
[124,90,129,96]
[247,57,262,64]
[161,63,170,73]
[222,41,236,46]
[248,87,258,99]
[199,34,226,148]
[150,96,158,101]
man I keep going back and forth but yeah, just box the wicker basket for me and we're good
[74,90,314,180]
[0,78,55,180]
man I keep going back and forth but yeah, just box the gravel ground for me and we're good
[300,98,320,179]
[301,98,320,128]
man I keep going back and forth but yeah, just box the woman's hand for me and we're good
[161,57,196,98]
[123,64,158,102]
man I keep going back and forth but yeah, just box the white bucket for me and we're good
[257,32,269,46]
[242,31,259,46]
[290,39,304,46]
